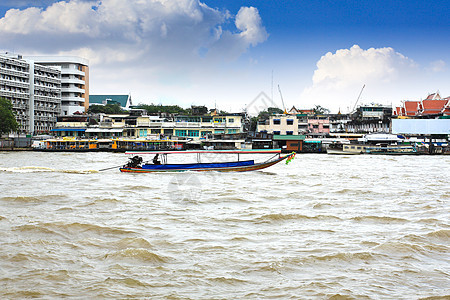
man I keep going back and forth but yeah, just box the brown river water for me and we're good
[0,151,449,299]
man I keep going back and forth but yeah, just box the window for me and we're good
[175,130,187,137]
[273,131,281,135]
[188,130,199,137]
[287,119,294,125]
[227,129,237,134]
[228,118,234,123]
[273,119,281,125]
[201,131,212,136]
[313,125,319,128]
[286,131,293,135]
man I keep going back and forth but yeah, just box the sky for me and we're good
[1,0,449,114]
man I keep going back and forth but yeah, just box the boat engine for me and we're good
[125,155,143,168]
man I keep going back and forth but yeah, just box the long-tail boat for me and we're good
[119,149,295,173]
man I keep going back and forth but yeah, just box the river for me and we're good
[0,151,449,299]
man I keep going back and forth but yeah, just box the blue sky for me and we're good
[1,0,449,113]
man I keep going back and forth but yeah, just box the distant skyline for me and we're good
[1,0,449,113]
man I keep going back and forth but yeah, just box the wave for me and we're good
[104,248,169,264]
[374,241,431,255]
[104,277,148,287]
[255,213,341,223]
[351,215,408,223]
[1,290,44,298]
[206,276,248,285]
[0,166,98,174]
[111,237,153,250]
[426,229,450,240]
[0,196,48,203]
[84,197,122,206]
[306,251,375,263]
[14,222,135,238]
[14,224,62,237]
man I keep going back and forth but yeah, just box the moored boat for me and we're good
[326,142,362,155]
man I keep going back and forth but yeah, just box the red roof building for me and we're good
[394,92,450,117]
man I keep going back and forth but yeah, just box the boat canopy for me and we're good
[125,149,282,155]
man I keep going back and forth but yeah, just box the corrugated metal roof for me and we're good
[273,135,306,141]
[89,95,130,107]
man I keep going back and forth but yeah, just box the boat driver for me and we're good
[153,154,161,165]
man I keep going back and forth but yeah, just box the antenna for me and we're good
[271,70,274,102]
[277,84,287,113]
[352,84,365,112]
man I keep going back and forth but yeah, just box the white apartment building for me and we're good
[0,53,61,135]
[257,114,299,135]
[26,56,89,116]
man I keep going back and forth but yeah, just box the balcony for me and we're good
[61,96,85,104]
[0,79,29,89]
[61,68,84,76]
[61,78,85,85]
[62,87,85,94]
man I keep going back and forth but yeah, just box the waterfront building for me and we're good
[51,110,245,142]
[394,92,450,118]
[257,114,299,135]
[307,115,330,135]
[26,56,89,116]
[287,106,314,115]
[89,94,132,110]
[346,104,392,133]
[0,52,61,135]
[328,113,352,133]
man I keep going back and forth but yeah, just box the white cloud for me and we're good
[0,0,268,108]
[0,0,267,65]
[300,45,420,113]
[235,6,268,46]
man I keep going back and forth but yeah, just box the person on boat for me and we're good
[153,154,161,165]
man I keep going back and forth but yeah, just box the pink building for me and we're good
[307,116,330,133]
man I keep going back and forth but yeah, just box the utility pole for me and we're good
[278,84,287,114]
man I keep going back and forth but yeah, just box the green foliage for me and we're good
[88,104,124,114]
[136,103,189,114]
[257,107,284,119]
[267,107,284,114]
[250,116,259,132]
[313,104,330,115]
[0,97,19,135]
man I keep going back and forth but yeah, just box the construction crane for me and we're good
[277,84,287,114]
[352,84,365,112]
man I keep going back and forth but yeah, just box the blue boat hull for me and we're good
[141,160,254,170]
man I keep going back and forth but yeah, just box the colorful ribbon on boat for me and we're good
[285,152,296,165]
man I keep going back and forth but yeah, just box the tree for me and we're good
[88,104,124,114]
[0,97,19,135]
[313,105,330,115]
[136,103,189,115]
[257,107,284,120]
